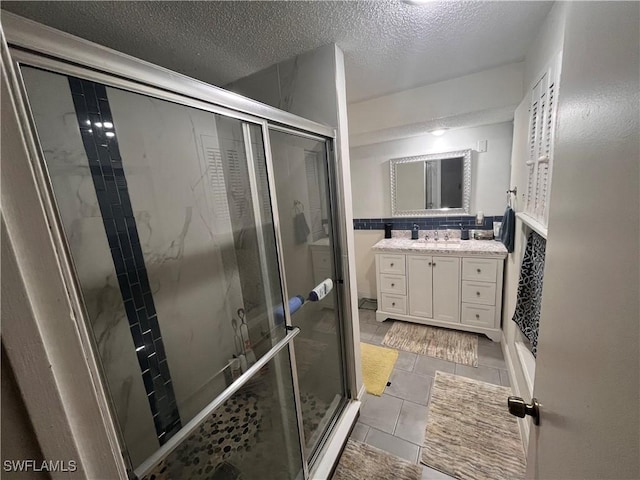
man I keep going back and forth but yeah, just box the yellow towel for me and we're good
[360,343,398,396]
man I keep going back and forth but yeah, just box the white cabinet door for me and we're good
[407,255,433,318]
[432,256,460,323]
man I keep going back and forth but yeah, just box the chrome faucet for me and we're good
[443,231,450,241]
[433,230,439,241]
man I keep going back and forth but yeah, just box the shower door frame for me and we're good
[2,12,359,480]
[265,125,350,467]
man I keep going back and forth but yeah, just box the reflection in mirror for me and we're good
[390,149,471,217]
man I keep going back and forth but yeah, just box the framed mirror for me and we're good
[390,149,472,217]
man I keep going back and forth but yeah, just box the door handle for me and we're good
[508,396,541,425]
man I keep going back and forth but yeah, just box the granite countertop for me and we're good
[372,237,508,258]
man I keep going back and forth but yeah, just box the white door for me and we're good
[523,3,639,478]
[407,255,433,318]
[432,256,460,323]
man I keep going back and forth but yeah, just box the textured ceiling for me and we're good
[2,1,552,103]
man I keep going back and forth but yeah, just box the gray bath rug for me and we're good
[382,321,478,367]
[422,372,526,480]
[333,440,421,480]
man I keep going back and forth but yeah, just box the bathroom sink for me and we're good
[429,242,462,248]
[415,238,462,248]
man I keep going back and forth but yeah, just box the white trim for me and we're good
[357,384,367,402]
[331,45,363,400]
[308,400,360,480]
[501,336,531,455]
[516,212,548,239]
[515,340,536,396]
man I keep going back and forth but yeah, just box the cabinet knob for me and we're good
[428,262,432,266]
[476,291,481,296]
[476,314,480,319]
[390,263,394,267]
[392,302,396,307]
[477,268,481,273]
[432,262,436,266]
[391,283,395,287]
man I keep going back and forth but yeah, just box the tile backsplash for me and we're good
[352,215,503,231]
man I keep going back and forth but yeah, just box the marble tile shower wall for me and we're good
[21,67,252,468]
[353,215,503,231]
[106,87,247,428]
[68,76,181,444]
[23,67,161,464]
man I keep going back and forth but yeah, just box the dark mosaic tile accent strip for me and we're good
[68,77,181,444]
[352,215,503,231]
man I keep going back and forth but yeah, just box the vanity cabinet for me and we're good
[407,256,460,323]
[375,246,505,341]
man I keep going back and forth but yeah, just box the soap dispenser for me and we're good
[411,224,419,240]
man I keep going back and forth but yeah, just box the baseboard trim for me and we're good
[501,339,530,455]
[357,383,367,401]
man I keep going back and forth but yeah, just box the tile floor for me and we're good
[351,309,511,480]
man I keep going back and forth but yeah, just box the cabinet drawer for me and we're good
[462,281,497,306]
[311,250,332,270]
[379,274,407,295]
[378,254,406,275]
[462,258,498,283]
[380,293,407,315]
[461,303,496,328]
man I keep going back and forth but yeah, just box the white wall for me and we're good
[351,122,513,218]
[226,44,339,128]
[354,230,384,300]
[347,63,523,145]
[523,2,568,91]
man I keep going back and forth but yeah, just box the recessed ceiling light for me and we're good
[430,129,447,136]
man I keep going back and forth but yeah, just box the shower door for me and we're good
[16,64,321,479]
[267,129,347,462]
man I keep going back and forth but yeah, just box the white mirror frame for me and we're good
[390,149,472,217]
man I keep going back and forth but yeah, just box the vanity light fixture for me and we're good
[430,129,447,136]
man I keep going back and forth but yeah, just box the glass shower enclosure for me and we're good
[11,35,350,480]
